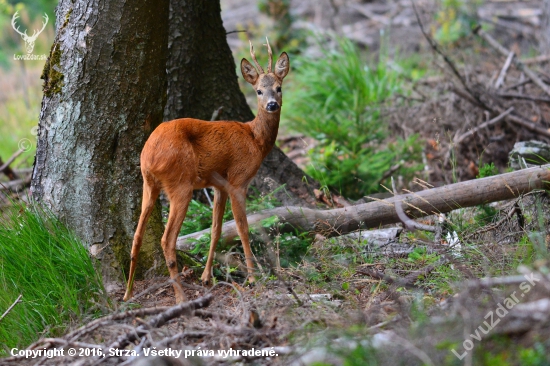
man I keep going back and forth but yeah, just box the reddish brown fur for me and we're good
[123,42,289,303]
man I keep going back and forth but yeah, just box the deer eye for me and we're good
[257,90,263,95]
[276,86,281,93]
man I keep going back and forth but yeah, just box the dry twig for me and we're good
[0,294,22,322]
[474,26,550,98]
[494,51,514,89]
[0,149,24,174]
[391,177,436,233]
[453,107,514,145]
[522,54,550,65]
[105,294,213,352]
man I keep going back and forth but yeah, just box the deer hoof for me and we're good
[175,295,186,304]
[122,291,133,302]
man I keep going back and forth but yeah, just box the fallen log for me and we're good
[176,165,550,251]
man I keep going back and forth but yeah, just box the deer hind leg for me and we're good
[229,188,256,284]
[123,175,161,301]
[201,188,228,285]
[162,185,193,304]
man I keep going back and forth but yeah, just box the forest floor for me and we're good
[2,0,550,365]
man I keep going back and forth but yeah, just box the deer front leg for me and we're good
[201,188,228,285]
[229,188,256,284]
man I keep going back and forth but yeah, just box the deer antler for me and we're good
[11,12,48,40]
[249,40,264,74]
[265,37,273,73]
[11,11,28,38]
[30,13,49,40]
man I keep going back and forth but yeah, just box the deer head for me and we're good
[241,38,290,114]
[11,11,49,54]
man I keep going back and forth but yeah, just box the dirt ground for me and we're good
[2,0,550,365]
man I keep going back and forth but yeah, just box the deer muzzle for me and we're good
[266,101,280,112]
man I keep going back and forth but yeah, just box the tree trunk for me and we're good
[32,0,169,282]
[165,0,318,206]
[177,165,550,249]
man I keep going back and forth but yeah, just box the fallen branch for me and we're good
[463,200,522,240]
[521,54,550,65]
[3,296,213,364]
[453,107,514,145]
[65,306,171,342]
[391,177,436,232]
[495,106,550,138]
[496,92,550,103]
[0,294,22,322]
[454,272,550,335]
[414,17,550,140]
[474,26,550,98]
[494,51,514,89]
[105,294,213,352]
[0,149,24,174]
[0,175,32,192]
[177,165,550,250]
[521,55,550,65]
[0,158,19,180]
[412,2,477,101]
[503,78,532,91]
[450,87,550,138]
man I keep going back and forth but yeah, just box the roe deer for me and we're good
[123,39,290,303]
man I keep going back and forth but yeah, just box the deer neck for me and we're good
[249,108,281,158]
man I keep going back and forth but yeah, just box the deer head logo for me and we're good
[11,11,49,54]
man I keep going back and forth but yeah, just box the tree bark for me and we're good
[32,0,169,282]
[164,0,318,206]
[177,165,550,249]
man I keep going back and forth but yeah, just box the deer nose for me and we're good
[266,102,280,112]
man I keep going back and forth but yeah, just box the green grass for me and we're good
[0,202,106,353]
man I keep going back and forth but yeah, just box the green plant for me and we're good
[282,36,422,199]
[512,234,536,267]
[433,0,478,44]
[473,204,498,227]
[176,199,233,237]
[518,343,550,366]
[246,185,285,212]
[407,246,439,265]
[180,187,285,265]
[477,162,498,178]
[0,202,106,351]
[273,231,312,267]
[462,162,499,228]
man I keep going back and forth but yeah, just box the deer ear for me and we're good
[241,58,259,85]
[274,52,289,80]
